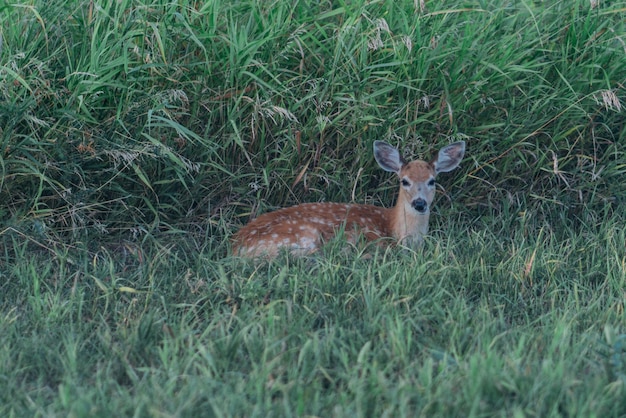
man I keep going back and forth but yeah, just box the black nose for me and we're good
[412,198,427,213]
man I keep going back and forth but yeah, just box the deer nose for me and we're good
[412,198,428,213]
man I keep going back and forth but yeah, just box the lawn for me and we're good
[1,0,625,416]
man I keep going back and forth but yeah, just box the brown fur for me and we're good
[232,141,465,258]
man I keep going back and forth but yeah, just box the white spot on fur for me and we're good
[297,236,317,251]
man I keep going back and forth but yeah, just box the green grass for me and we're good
[2,213,625,416]
[1,0,625,416]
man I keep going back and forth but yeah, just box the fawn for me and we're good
[232,140,466,258]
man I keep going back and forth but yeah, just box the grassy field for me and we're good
[1,0,626,416]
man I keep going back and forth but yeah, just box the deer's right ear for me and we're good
[374,141,404,174]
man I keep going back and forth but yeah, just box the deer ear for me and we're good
[374,141,405,174]
[433,141,466,174]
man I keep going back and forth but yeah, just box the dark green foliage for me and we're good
[1,0,624,246]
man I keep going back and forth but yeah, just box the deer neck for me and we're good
[391,198,429,247]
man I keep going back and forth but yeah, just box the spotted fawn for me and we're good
[232,140,466,258]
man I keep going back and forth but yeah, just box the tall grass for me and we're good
[1,0,624,248]
[1,0,625,416]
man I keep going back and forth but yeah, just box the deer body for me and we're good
[232,141,466,258]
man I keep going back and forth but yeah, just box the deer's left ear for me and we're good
[433,141,466,174]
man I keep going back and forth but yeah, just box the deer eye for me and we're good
[401,178,410,187]
[428,179,436,187]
